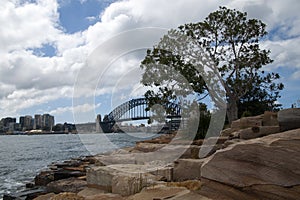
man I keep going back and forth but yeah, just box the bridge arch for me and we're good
[99,98,181,133]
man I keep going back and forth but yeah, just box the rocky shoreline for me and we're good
[3,108,300,200]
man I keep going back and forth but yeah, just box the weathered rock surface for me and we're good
[201,128,300,199]
[87,164,165,195]
[46,178,87,193]
[278,108,300,131]
[84,193,125,200]
[77,187,106,198]
[238,126,280,139]
[33,193,55,200]
[173,159,204,181]
[231,115,263,129]
[50,192,84,200]
[35,171,54,186]
[127,185,190,200]
[93,154,137,166]
[262,111,278,126]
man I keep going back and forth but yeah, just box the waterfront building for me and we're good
[41,114,55,131]
[34,114,42,129]
[0,117,16,132]
[24,115,34,130]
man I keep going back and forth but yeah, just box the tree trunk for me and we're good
[227,97,238,125]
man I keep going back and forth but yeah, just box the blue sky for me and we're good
[0,0,300,124]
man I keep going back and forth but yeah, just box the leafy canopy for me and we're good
[141,6,284,125]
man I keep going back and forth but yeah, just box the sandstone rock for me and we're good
[173,159,204,181]
[93,154,137,166]
[33,193,55,200]
[50,192,84,200]
[46,178,87,193]
[278,108,300,131]
[180,145,201,159]
[220,128,239,137]
[166,180,202,191]
[201,129,300,198]
[127,185,190,200]
[168,191,212,200]
[112,172,159,196]
[223,139,244,148]
[243,184,300,200]
[199,178,260,200]
[35,171,54,186]
[263,111,278,126]
[77,187,106,198]
[84,193,125,200]
[198,144,223,159]
[204,137,228,145]
[87,164,164,195]
[238,126,280,139]
[231,115,263,129]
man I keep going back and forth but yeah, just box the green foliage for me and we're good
[140,6,284,129]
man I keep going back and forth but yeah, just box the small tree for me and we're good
[141,6,283,125]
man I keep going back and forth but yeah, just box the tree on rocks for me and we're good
[140,6,284,125]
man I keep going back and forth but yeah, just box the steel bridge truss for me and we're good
[100,98,181,133]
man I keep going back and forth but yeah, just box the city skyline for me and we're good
[0,0,299,123]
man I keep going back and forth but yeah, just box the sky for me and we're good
[0,0,299,124]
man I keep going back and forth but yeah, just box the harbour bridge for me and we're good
[98,98,182,133]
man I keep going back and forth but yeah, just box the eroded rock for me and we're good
[201,129,300,199]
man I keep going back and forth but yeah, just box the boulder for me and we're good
[50,192,84,200]
[93,154,137,166]
[87,164,164,195]
[77,187,106,198]
[278,108,300,131]
[84,193,125,200]
[201,129,300,198]
[198,144,223,159]
[231,115,263,129]
[46,178,87,193]
[238,126,280,139]
[112,172,159,196]
[220,128,239,137]
[169,191,212,200]
[127,185,190,200]
[165,180,202,191]
[223,139,244,148]
[35,171,54,186]
[33,193,55,200]
[262,111,278,126]
[199,178,260,200]
[173,159,204,181]
[204,137,229,145]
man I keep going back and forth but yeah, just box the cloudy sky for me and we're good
[1,0,299,124]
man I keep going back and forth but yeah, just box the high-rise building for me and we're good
[24,115,33,130]
[19,116,25,129]
[42,114,54,130]
[34,114,42,129]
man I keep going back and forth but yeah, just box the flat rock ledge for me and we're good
[4,108,300,200]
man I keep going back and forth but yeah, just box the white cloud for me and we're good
[49,103,101,115]
[0,0,299,121]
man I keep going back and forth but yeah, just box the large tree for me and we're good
[141,6,283,124]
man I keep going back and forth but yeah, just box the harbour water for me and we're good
[0,133,156,199]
